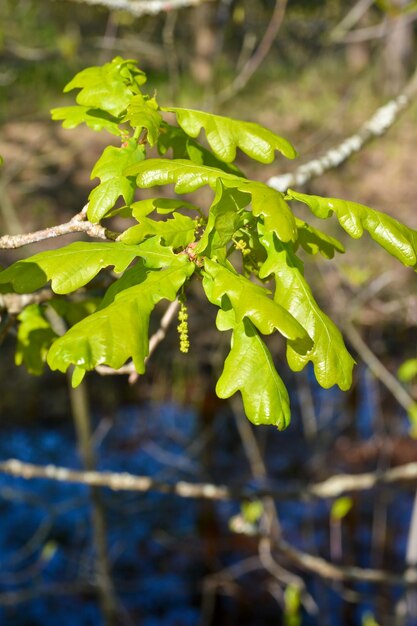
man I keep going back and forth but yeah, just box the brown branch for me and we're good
[268,62,417,191]
[0,206,119,249]
[0,290,53,315]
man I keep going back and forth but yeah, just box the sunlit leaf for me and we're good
[165,108,297,163]
[121,212,197,248]
[295,218,345,258]
[50,106,122,136]
[47,260,194,376]
[124,94,162,146]
[259,231,354,390]
[287,189,417,267]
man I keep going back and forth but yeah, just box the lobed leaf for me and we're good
[126,159,297,242]
[216,317,291,428]
[50,106,122,136]
[64,56,146,117]
[88,139,145,222]
[295,218,345,258]
[15,304,58,375]
[287,189,417,267]
[47,261,194,376]
[124,94,162,146]
[121,212,197,249]
[165,108,297,163]
[0,238,176,295]
[259,231,354,390]
[203,258,310,346]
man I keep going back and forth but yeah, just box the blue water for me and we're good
[0,388,415,625]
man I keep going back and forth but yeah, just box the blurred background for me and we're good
[1,1,417,625]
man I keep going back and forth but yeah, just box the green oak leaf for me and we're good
[50,106,122,136]
[88,139,145,222]
[259,230,354,390]
[287,189,417,267]
[47,261,194,377]
[203,258,310,347]
[216,316,291,428]
[126,159,297,242]
[124,94,162,146]
[130,198,198,218]
[0,238,176,295]
[64,56,146,117]
[195,180,251,259]
[165,108,297,163]
[15,304,58,375]
[295,218,345,258]
[121,212,197,248]
[158,124,244,176]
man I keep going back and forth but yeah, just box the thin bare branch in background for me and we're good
[60,0,215,17]
[214,0,288,106]
[268,62,417,191]
[330,0,375,42]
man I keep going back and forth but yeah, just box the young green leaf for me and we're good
[287,189,417,267]
[51,106,122,136]
[195,180,251,259]
[295,218,345,258]
[88,139,146,222]
[63,56,146,117]
[203,258,310,345]
[15,304,58,375]
[0,237,178,295]
[121,212,197,249]
[130,198,198,218]
[158,124,244,176]
[259,231,354,390]
[216,317,291,428]
[126,160,297,242]
[47,261,194,376]
[165,108,297,163]
[123,94,162,146]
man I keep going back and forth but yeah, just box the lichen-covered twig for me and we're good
[268,64,417,191]
[0,206,119,249]
[63,0,214,16]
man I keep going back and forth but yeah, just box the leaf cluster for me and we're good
[2,57,417,428]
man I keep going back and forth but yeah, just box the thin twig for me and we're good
[0,206,119,249]
[268,62,417,191]
[3,457,417,501]
[214,0,288,106]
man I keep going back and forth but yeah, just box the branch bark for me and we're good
[0,206,119,249]
[268,63,417,191]
[62,0,214,16]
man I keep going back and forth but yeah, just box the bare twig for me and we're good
[3,457,417,501]
[59,0,214,16]
[0,290,53,315]
[268,63,417,191]
[0,206,119,249]
[214,0,288,106]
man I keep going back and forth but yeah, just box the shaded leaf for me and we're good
[124,94,162,146]
[295,218,345,258]
[50,106,122,136]
[287,189,417,267]
[15,304,57,375]
[259,231,354,390]
[158,124,244,176]
[165,108,297,163]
